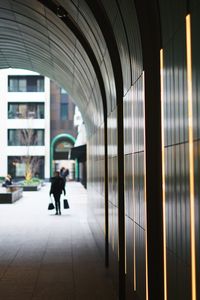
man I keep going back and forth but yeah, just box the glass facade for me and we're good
[8,129,44,146]
[8,75,44,92]
[8,102,44,119]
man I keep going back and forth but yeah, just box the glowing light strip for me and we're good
[111,126,115,252]
[143,71,149,300]
[131,87,137,291]
[160,48,168,300]
[124,147,127,274]
[186,14,197,300]
[104,129,106,237]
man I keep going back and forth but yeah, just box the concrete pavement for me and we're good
[0,182,116,300]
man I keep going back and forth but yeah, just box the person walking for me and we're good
[49,171,66,215]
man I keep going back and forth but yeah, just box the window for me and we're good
[60,103,68,120]
[8,76,44,92]
[8,129,45,146]
[8,156,44,179]
[8,103,44,119]
[18,79,26,92]
[37,78,44,92]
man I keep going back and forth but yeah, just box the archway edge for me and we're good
[50,133,76,177]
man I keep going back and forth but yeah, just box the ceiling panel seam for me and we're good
[10,1,34,70]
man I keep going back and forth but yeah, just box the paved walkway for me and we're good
[0,182,116,300]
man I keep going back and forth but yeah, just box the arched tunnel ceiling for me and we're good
[0,0,113,134]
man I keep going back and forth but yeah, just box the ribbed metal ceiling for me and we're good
[0,0,107,134]
[0,0,142,135]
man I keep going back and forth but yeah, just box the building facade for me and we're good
[50,81,77,178]
[0,69,50,180]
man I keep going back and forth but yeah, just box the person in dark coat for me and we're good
[49,171,66,215]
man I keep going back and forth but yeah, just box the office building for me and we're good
[0,69,50,180]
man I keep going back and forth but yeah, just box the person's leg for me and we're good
[57,195,61,215]
[54,194,59,214]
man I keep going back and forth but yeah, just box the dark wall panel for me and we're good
[123,72,146,300]
[192,4,200,298]
[159,0,187,47]
[161,1,199,298]
[87,1,200,299]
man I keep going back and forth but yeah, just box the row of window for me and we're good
[8,103,44,119]
[8,76,44,92]
[8,156,44,179]
[8,102,69,120]
[8,129,44,146]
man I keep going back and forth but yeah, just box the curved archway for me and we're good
[50,133,76,177]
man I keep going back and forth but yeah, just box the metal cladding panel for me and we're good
[99,58,112,114]
[135,224,146,299]
[75,39,97,91]
[12,0,48,15]
[0,12,16,25]
[125,217,134,295]
[191,0,200,9]
[192,5,200,295]
[57,0,79,19]
[163,26,188,147]
[113,12,131,96]
[75,1,117,117]
[159,0,187,46]
[117,0,143,84]
[124,87,132,156]
[46,21,77,51]
[92,80,104,126]
[78,1,108,65]
[126,77,145,234]
[124,154,133,219]
[192,6,200,140]
[60,0,110,89]
[165,144,191,299]
[101,50,116,112]
[0,0,105,136]
[44,10,77,46]
[174,27,187,144]
[194,141,200,298]
[161,5,200,297]
[14,8,48,33]
[97,0,118,26]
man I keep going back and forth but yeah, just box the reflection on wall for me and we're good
[159,1,200,298]
[88,1,200,299]
[124,75,147,299]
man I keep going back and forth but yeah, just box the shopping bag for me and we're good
[48,199,55,210]
[63,199,70,209]
[48,202,54,210]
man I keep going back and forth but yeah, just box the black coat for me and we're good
[50,176,66,195]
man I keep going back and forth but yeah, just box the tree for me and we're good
[19,112,42,181]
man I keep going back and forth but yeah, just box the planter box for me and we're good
[0,186,23,203]
[22,184,41,191]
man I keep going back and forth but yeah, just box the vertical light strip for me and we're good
[124,105,127,273]
[124,138,127,274]
[160,48,168,300]
[143,71,149,300]
[111,122,115,253]
[186,14,197,300]
[131,87,137,291]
